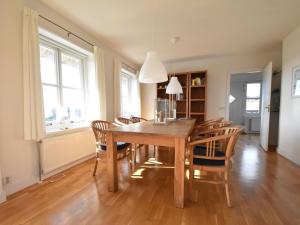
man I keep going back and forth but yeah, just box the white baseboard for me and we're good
[5,175,38,196]
[0,191,6,203]
[41,153,94,180]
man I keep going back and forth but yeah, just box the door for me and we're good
[260,62,272,151]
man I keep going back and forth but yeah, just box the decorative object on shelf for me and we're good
[292,65,300,97]
[166,76,183,119]
[154,98,169,125]
[192,77,201,86]
[139,51,168,83]
[176,93,184,100]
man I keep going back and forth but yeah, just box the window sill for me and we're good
[45,123,91,138]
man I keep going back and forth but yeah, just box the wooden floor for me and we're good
[1,134,300,225]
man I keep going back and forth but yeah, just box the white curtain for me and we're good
[114,58,121,118]
[131,71,141,117]
[94,46,107,120]
[23,7,45,141]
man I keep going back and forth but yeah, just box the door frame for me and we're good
[225,68,262,120]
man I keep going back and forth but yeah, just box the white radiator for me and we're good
[40,129,95,179]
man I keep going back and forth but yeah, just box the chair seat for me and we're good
[99,142,130,151]
[193,146,225,166]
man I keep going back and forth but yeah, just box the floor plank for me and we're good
[0,134,300,225]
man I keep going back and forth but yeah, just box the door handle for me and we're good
[265,105,270,112]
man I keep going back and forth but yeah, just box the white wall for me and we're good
[141,50,282,120]
[0,0,138,197]
[278,26,300,166]
[0,167,6,203]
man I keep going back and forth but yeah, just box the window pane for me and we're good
[120,75,130,116]
[40,45,57,85]
[61,53,82,88]
[246,83,261,98]
[62,88,85,122]
[295,80,300,96]
[246,99,260,112]
[42,85,59,123]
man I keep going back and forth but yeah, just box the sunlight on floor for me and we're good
[144,157,163,165]
[240,147,259,180]
[131,168,145,179]
[185,169,204,179]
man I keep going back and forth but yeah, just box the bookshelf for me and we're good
[189,71,207,123]
[156,70,207,123]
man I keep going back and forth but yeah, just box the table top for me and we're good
[106,119,196,138]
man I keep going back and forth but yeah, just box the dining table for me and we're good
[105,118,196,208]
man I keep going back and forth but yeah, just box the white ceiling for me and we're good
[40,0,300,64]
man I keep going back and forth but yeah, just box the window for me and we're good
[292,65,300,97]
[245,82,261,114]
[39,37,88,132]
[120,70,133,117]
[119,68,140,118]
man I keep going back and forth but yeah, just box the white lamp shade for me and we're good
[139,51,168,83]
[166,77,183,94]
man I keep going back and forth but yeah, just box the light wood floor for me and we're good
[1,135,300,225]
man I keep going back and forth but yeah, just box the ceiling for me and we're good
[40,0,300,64]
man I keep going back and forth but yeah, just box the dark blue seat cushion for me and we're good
[100,142,130,151]
[193,146,225,166]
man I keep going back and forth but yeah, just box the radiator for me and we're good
[40,129,95,179]
[244,116,261,133]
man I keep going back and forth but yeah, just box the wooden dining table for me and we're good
[105,119,196,208]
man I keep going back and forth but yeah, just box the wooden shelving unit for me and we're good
[156,70,207,123]
[189,71,207,123]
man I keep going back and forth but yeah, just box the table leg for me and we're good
[174,137,185,208]
[144,144,149,159]
[107,132,118,192]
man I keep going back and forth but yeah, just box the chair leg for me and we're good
[144,144,149,159]
[133,144,137,164]
[93,152,100,176]
[189,167,198,202]
[224,171,232,207]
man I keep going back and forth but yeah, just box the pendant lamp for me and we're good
[139,51,168,83]
[166,77,183,94]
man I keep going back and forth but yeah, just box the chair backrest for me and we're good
[190,126,242,162]
[199,117,224,126]
[213,120,232,129]
[91,120,111,145]
[130,116,148,123]
[115,117,132,125]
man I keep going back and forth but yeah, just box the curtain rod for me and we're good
[39,15,94,47]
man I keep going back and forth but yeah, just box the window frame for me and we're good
[120,70,134,117]
[39,35,89,133]
[245,81,262,115]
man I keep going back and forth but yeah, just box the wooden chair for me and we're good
[191,120,231,139]
[130,116,148,123]
[91,120,132,176]
[115,117,132,126]
[188,126,242,207]
[193,118,224,129]
[194,117,224,126]
[114,117,144,164]
[130,116,162,159]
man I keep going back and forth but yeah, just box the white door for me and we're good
[260,62,273,151]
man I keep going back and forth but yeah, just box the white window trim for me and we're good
[245,81,262,115]
[39,35,90,134]
[120,68,136,118]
